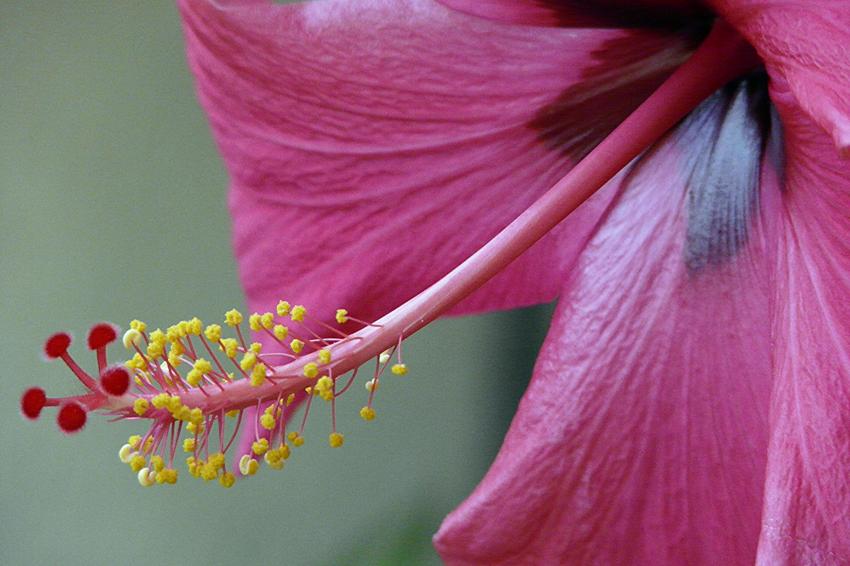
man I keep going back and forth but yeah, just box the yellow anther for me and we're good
[187,421,204,434]
[183,438,196,453]
[207,453,223,468]
[128,435,142,449]
[290,305,307,322]
[166,325,182,343]
[204,324,222,343]
[125,352,145,370]
[379,351,391,365]
[170,340,185,356]
[249,312,262,331]
[276,301,291,317]
[200,462,218,481]
[219,472,236,488]
[305,386,314,395]
[240,352,257,371]
[118,444,134,463]
[259,413,275,430]
[143,437,154,451]
[316,381,332,399]
[391,363,408,376]
[193,359,212,375]
[167,395,183,414]
[250,363,267,387]
[186,456,199,476]
[328,432,345,448]
[335,309,348,324]
[239,455,259,476]
[133,398,150,416]
[187,317,203,336]
[303,362,319,378]
[220,338,239,358]
[129,455,147,473]
[316,375,333,391]
[360,406,376,421]
[138,467,155,487]
[249,342,263,353]
[189,408,204,425]
[150,329,167,345]
[288,431,305,447]
[365,378,379,393]
[151,393,168,409]
[317,349,332,365]
[150,455,165,473]
[258,312,273,330]
[146,341,164,359]
[130,319,147,333]
[279,444,291,460]
[122,329,142,350]
[155,468,178,485]
[176,406,191,421]
[252,438,269,456]
[273,324,289,341]
[290,339,304,354]
[167,351,182,368]
[186,369,202,387]
[286,393,296,406]
[265,452,285,470]
[224,308,243,327]
[226,409,239,418]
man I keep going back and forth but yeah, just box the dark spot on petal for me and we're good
[680,73,773,271]
[529,28,705,160]
[543,0,712,28]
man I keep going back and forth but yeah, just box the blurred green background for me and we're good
[1,2,551,565]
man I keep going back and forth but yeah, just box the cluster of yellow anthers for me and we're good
[111,301,409,488]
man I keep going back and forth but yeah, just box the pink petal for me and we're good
[755,75,850,564]
[178,0,694,322]
[179,0,693,466]
[710,0,850,155]
[436,0,708,27]
[435,78,780,564]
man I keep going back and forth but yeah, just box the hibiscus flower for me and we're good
[176,0,849,563]
[22,0,849,563]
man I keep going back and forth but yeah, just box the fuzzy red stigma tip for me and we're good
[100,366,130,396]
[44,332,72,359]
[87,323,118,350]
[57,403,87,433]
[21,387,47,420]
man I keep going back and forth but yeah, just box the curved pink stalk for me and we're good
[100,19,760,417]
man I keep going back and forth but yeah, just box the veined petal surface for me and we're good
[435,76,781,565]
[710,0,850,155]
[756,75,850,566]
[179,0,695,321]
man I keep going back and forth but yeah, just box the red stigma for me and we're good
[87,323,118,350]
[21,387,47,419]
[44,332,72,359]
[57,403,87,433]
[100,366,130,396]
